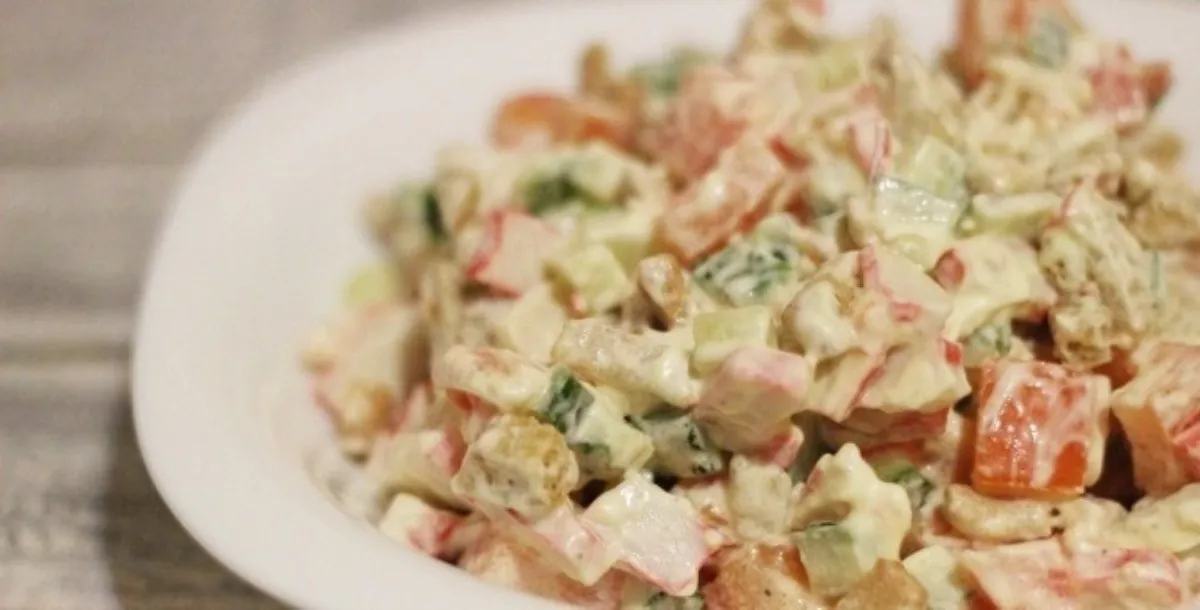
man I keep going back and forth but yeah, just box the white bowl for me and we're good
[133,0,1200,607]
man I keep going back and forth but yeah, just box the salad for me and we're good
[300,0,1200,608]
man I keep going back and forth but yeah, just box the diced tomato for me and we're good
[645,67,752,182]
[1089,46,1149,131]
[491,92,633,150]
[465,208,568,297]
[972,361,1107,500]
[657,138,785,265]
[1112,341,1200,495]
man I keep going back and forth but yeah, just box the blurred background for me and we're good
[0,1,458,608]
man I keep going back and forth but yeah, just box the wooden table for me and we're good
[0,2,455,607]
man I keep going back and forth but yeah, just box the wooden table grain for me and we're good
[0,1,463,607]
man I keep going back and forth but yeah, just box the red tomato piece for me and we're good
[491,92,632,150]
[645,67,752,182]
[657,138,785,265]
[972,360,1108,500]
[1089,45,1149,131]
[1112,341,1200,495]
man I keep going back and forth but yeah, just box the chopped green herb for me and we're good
[542,368,653,479]
[963,322,1014,367]
[525,173,587,216]
[871,458,935,511]
[693,239,804,306]
[421,188,447,242]
[630,409,726,479]
[541,367,595,434]
[632,48,713,97]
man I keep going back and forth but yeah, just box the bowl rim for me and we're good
[131,0,1200,607]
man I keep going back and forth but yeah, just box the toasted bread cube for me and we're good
[450,414,578,520]
[835,560,927,610]
[703,545,825,610]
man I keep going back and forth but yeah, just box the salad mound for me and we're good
[302,0,1200,607]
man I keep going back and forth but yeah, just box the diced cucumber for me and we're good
[546,243,634,315]
[962,322,1014,367]
[866,175,967,267]
[691,306,776,374]
[540,367,653,478]
[629,409,726,478]
[955,192,1058,239]
[795,522,865,597]
[1026,12,1071,68]
[812,43,868,91]
[896,136,967,202]
[870,458,934,512]
[804,158,866,217]
[523,172,592,217]
[874,176,965,225]
[692,306,775,345]
[565,145,628,203]
[692,220,812,307]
